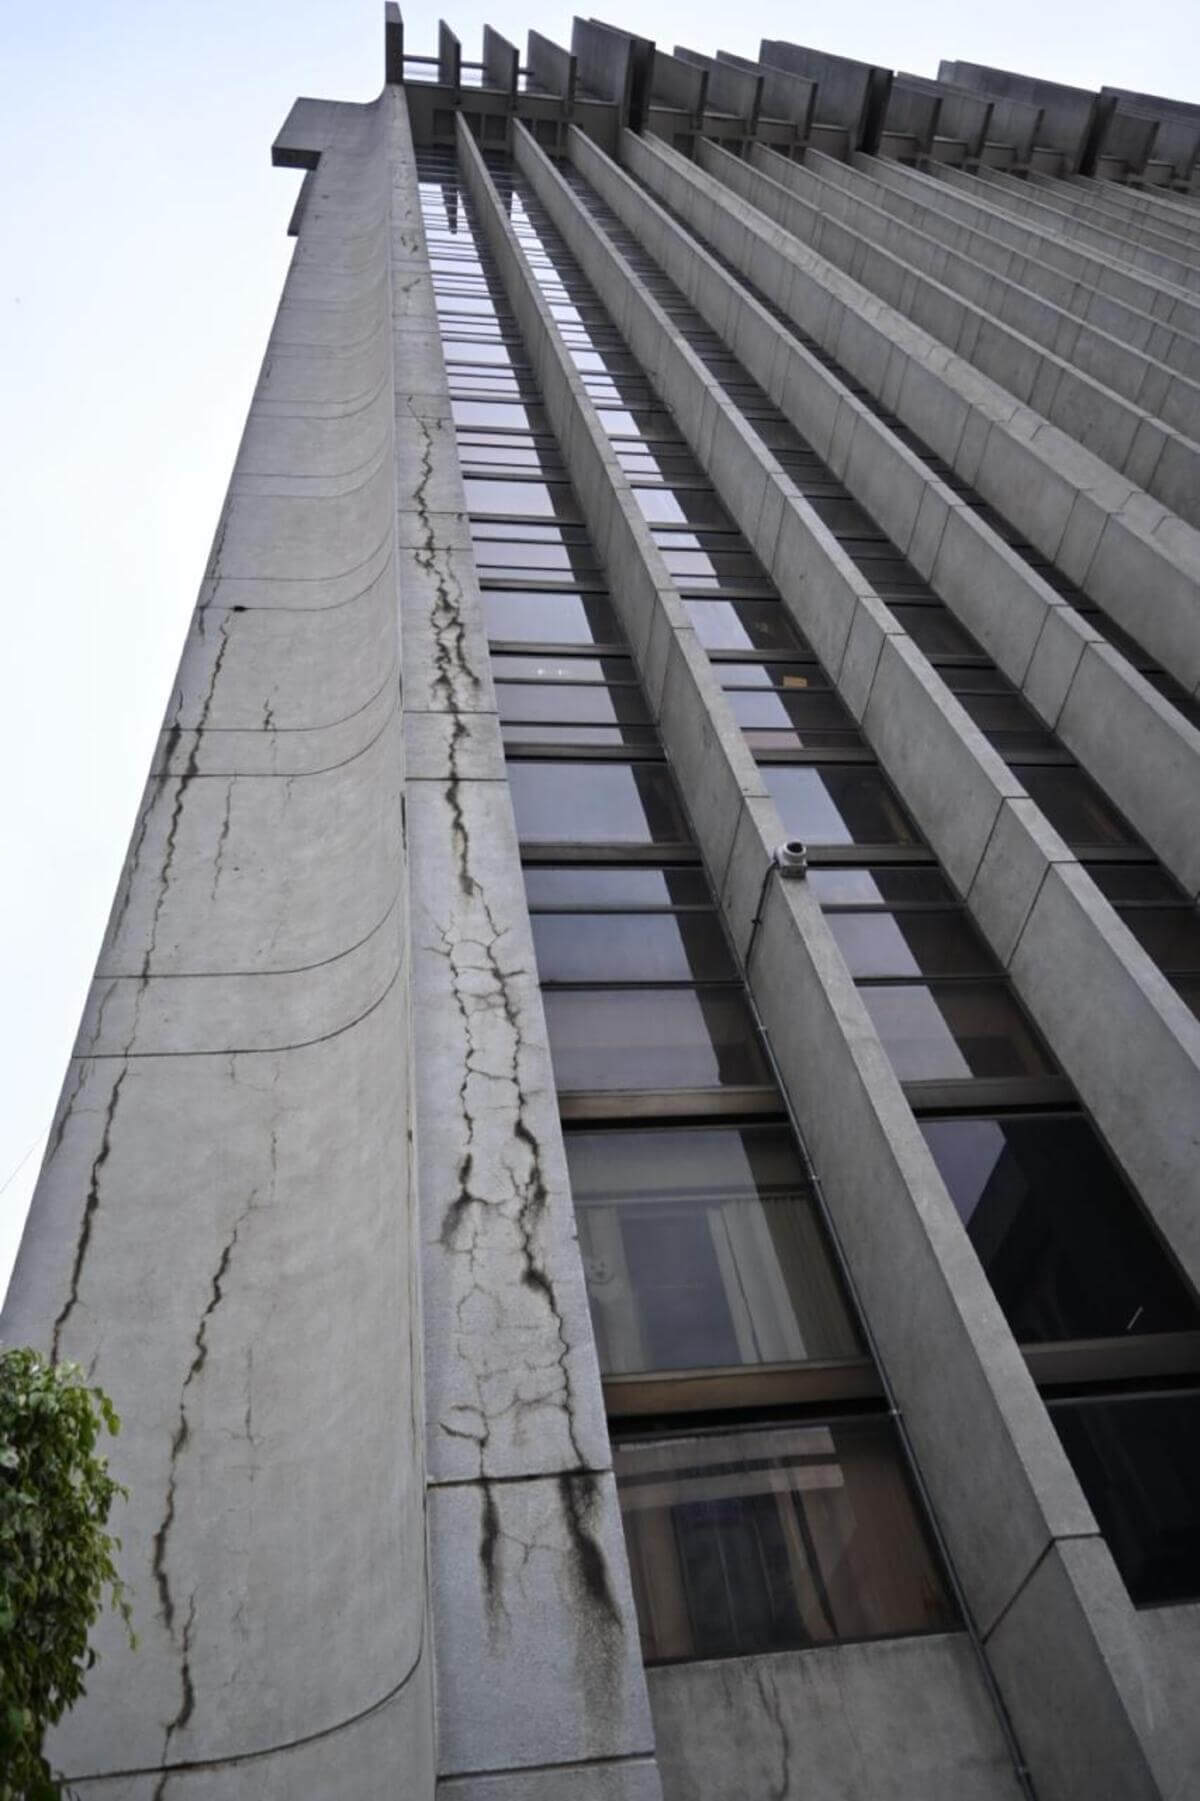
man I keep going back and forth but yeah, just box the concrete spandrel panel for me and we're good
[430,1474,655,1775]
[150,676,397,780]
[408,778,609,1484]
[65,1638,435,1798]
[7,985,423,1774]
[98,708,400,977]
[648,1637,1024,1801]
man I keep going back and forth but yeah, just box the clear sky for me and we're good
[2,0,1198,1306]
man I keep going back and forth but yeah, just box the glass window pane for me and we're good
[496,683,650,725]
[826,911,995,978]
[1014,766,1139,849]
[634,487,734,529]
[809,867,955,906]
[1114,907,1200,972]
[502,723,661,747]
[614,1420,957,1662]
[542,988,770,1091]
[889,607,983,658]
[566,1125,860,1372]
[509,762,690,845]
[524,867,710,908]
[920,1115,1199,1342]
[532,912,735,984]
[493,654,637,683]
[483,592,621,645]
[1050,1393,1200,1606]
[1086,865,1185,904]
[764,766,919,848]
[464,478,579,520]
[684,600,800,654]
[860,983,1054,1081]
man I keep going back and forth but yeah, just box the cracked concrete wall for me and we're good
[394,111,659,1794]
[2,90,435,1796]
[648,1637,1024,1801]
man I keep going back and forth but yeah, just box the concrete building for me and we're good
[5,16,1200,1799]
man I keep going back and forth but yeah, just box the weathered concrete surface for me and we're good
[2,90,434,1794]
[519,119,1200,1800]
[626,127,1200,707]
[402,114,659,1787]
[648,1637,1025,1800]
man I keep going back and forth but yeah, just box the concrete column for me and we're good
[966,165,1200,294]
[435,115,662,1800]
[620,129,1200,718]
[747,143,1200,444]
[686,135,1200,530]
[512,119,1198,1801]
[801,149,1200,386]
[862,154,1200,342]
[2,92,435,1797]
[561,121,1200,1296]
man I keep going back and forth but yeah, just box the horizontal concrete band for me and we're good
[962,165,1200,295]
[639,139,1200,900]
[855,152,1200,353]
[579,122,1200,1286]
[747,144,1200,447]
[692,144,1200,532]
[516,118,1171,1801]
[626,128,1200,707]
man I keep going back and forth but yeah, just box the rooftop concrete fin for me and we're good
[271,97,340,168]
[385,3,404,84]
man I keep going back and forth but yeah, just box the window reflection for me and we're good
[860,983,1053,1082]
[764,766,919,847]
[542,988,770,1091]
[615,1421,957,1662]
[508,761,689,844]
[566,1126,859,1372]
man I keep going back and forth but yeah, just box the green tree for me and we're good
[0,1349,133,1800]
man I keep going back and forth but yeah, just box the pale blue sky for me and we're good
[2,0,1198,1302]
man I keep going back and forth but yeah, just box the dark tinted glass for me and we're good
[920,1115,1199,1342]
[1015,766,1139,848]
[509,762,690,845]
[684,599,798,653]
[1085,865,1186,904]
[826,911,994,978]
[764,766,919,847]
[566,1125,859,1371]
[1113,908,1200,971]
[889,607,983,658]
[634,487,734,529]
[809,867,955,906]
[861,983,1053,1081]
[531,912,736,983]
[542,988,770,1091]
[1050,1393,1200,1606]
[524,867,709,907]
[614,1420,957,1662]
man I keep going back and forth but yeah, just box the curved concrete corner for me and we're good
[1,90,435,1796]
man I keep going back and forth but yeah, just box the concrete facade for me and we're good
[5,19,1200,1801]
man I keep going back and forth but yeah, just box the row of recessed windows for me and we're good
[417,148,1200,1632]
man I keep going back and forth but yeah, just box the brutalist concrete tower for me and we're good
[6,16,1200,1799]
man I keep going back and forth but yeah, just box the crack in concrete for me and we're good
[210,780,235,903]
[153,1589,198,1795]
[754,1662,794,1800]
[50,1066,127,1362]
